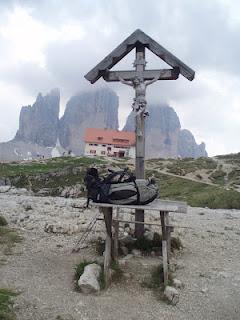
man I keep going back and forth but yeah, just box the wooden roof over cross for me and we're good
[85,29,195,84]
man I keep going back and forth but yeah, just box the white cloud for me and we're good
[0,81,33,142]
[0,6,55,66]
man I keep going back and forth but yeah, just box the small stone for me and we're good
[132,249,141,257]
[122,254,133,261]
[123,273,131,279]
[173,278,184,289]
[176,261,185,270]
[18,213,26,222]
[118,259,127,267]
[144,230,154,241]
[95,256,104,265]
[0,186,11,193]
[124,227,131,234]
[119,235,136,246]
[23,203,32,211]
[201,287,208,294]
[217,271,230,279]
[150,251,155,257]
[224,226,234,231]
[164,286,179,305]
[120,246,129,256]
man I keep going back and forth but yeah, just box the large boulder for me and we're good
[78,263,101,294]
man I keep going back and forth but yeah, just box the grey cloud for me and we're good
[2,0,239,95]
[1,62,56,97]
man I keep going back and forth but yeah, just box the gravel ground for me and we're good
[0,189,240,320]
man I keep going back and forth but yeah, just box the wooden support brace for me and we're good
[113,209,120,261]
[97,217,176,230]
[162,240,168,287]
[165,212,171,260]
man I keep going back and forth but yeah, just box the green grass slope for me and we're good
[1,155,240,209]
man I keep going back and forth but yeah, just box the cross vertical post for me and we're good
[134,44,146,237]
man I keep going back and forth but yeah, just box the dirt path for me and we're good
[0,191,240,320]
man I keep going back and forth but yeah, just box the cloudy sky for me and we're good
[0,0,239,156]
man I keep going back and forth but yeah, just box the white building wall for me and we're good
[129,146,135,158]
[84,142,135,158]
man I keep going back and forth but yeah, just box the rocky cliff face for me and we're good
[123,104,207,158]
[59,88,119,154]
[15,89,60,147]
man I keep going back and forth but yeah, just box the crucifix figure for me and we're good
[118,74,159,136]
[118,75,159,115]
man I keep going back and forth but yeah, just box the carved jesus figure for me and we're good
[118,75,159,114]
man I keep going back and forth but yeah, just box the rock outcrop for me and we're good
[15,88,60,147]
[123,104,207,158]
[59,88,119,154]
[178,129,207,158]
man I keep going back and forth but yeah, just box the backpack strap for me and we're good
[104,168,135,184]
[133,178,140,204]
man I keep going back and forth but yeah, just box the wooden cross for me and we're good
[85,29,195,237]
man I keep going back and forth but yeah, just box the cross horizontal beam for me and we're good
[103,68,180,82]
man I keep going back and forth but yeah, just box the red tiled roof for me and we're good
[84,128,135,147]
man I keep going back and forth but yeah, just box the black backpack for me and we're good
[84,167,159,206]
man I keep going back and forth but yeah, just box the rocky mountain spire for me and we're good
[59,87,119,154]
[15,88,60,147]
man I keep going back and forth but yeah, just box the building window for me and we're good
[101,151,106,155]
[94,144,98,146]
[114,145,128,149]
[98,136,103,140]
[107,147,111,151]
[90,150,96,154]
[102,144,106,147]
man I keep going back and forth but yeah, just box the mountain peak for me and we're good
[15,89,60,147]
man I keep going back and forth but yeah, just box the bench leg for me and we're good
[113,220,119,261]
[160,211,169,286]
[103,207,113,288]
[165,212,171,261]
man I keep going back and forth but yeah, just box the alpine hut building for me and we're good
[84,128,135,158]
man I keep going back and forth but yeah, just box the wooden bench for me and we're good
[92,199,187,287]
